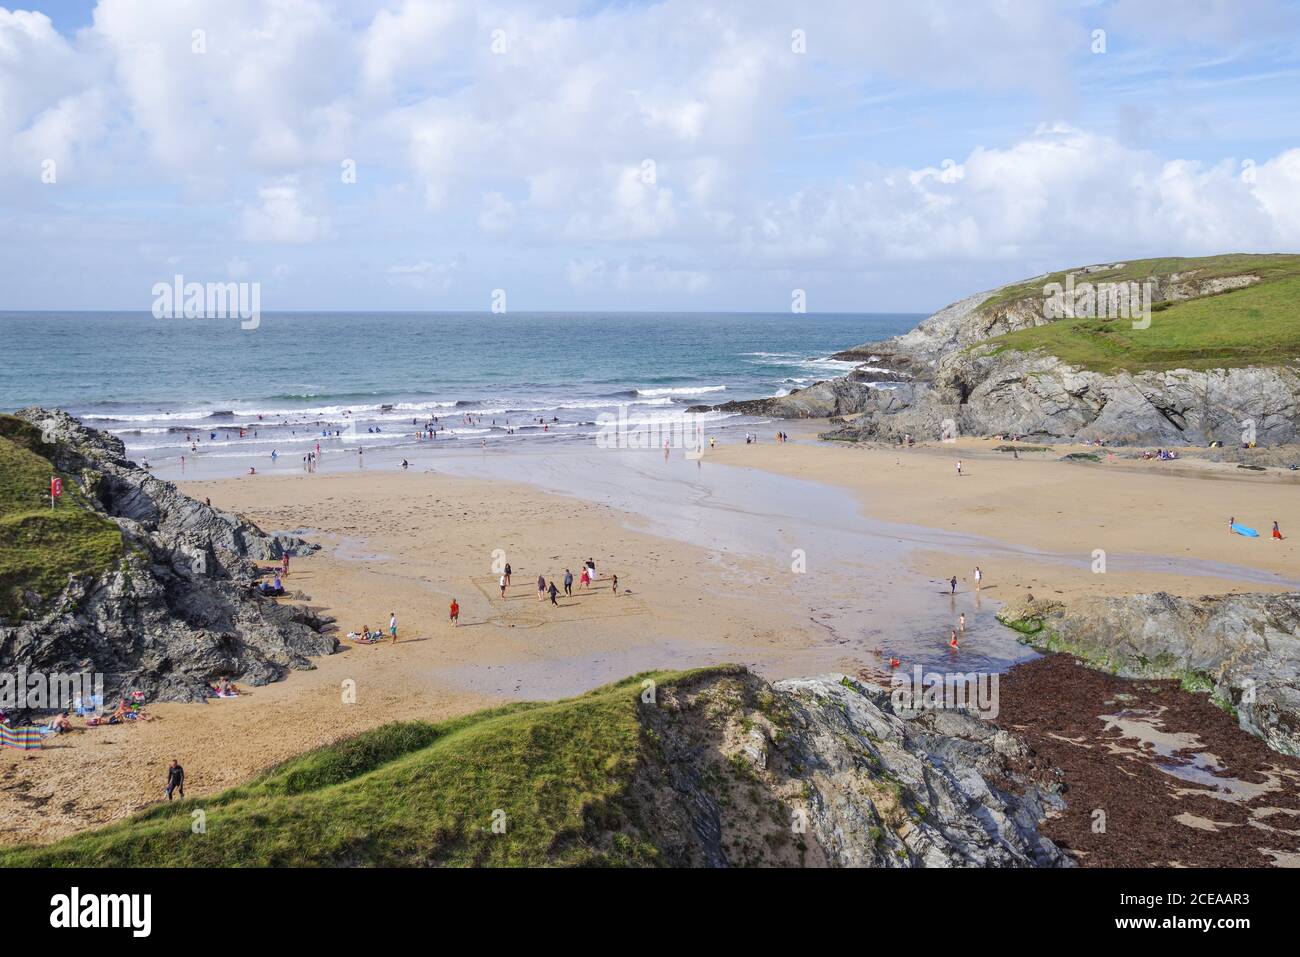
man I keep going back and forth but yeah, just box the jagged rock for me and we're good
[997,592,1300,757]
[634,667,1069,867]
[1,409,338,706]
[689,375,877,419]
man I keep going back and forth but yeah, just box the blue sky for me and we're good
[1,0,1298,313]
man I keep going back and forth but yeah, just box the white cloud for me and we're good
[0,0,1297,311]
[240,181,330,243]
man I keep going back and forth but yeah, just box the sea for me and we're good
[0,311,920,468]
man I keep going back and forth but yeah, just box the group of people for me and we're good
[351,612,399,643]
[944,567,983,648]
[493,559,615,607]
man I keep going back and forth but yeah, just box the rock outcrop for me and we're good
[997,592,1300,758]
[633,667,1070,867]
[720,258,1300,446]
[1,409,337,705]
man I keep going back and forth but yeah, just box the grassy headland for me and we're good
[979,253,1300,374]
[0,415,123,623]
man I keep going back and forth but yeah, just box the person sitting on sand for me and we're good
[48,712,72,734]
[1274,521,1284,540]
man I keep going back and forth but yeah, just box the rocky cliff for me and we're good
[0,409,337,705]
[703,255,1300,446]
[997,591,1300,758]
[635,668,1069,867]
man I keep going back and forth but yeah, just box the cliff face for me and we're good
[1,409,337,704]
[997,592,1300,758]
[633,668,1069,867]
[828,348,1300,446]
[721,256,1300,446]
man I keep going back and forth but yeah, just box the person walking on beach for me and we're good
[537,574,546,601]
[504,563,512,587]
[281,553,290,578]
[949,575,958,595]
[165,759,185,801]
[449,599,459,627]
[389,611,398,643]
[548,580,559,606]
[579,566,590,590]
[973,566,983,591]
[956,459,963,477]
[563,568,573,596]
[499,574,507,598]
[611,574,619,595]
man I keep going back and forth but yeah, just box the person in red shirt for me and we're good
[449,599,459,626]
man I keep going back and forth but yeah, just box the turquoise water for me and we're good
[0,310,918,460]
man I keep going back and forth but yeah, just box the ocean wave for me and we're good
[635,385,726,397]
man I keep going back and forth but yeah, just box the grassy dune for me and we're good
[0,416,123,623]
[0,670,704,867]
[980,254,1300,373]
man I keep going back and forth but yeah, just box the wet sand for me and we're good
[707,431,1300,603]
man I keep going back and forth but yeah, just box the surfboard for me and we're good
[1230,523,1259,537]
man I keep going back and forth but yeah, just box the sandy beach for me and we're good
[711,432,1299,602]
[3,429,1297,847]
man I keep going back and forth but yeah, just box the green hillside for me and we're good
[0,668,744,868]
[979,253,1300,373]
[0,416,124,623]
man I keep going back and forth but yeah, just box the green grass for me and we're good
[0,416,124,623]
[976,253,1300,373]
[0,669,736,868]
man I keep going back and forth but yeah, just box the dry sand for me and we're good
[4,433,1296,846]
[1,470,825,845]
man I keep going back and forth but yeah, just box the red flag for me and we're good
[50,476,63,499]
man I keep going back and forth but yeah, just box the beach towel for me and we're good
[0,723,42,750]
[1231,523,1259,537]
